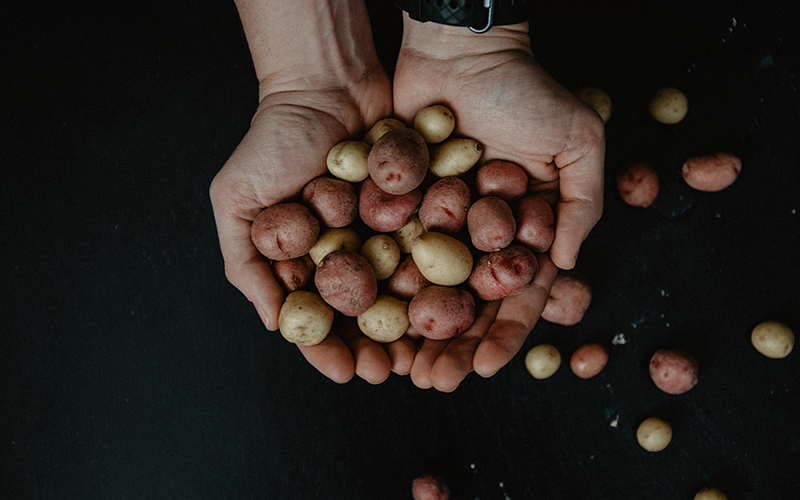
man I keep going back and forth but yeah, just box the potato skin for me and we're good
[468,196,516,252]
[514,196,555,253]
[418,177,471,234]
[682,152,741,192]
[575,87,612,124]
[475,159,529,201]
[326,140,370,182]
[616,161,659,208]
[278,291,334,346]
[525,344,561,379]
[411,232,474,287]
[408,285,476,340]
[359,177,422,233]
[271,255,315,293]
[357,294,409,343]
[469,244,538,301]
[649,348,698,394]
[385,255,431,301]
[414,104,456,144]
[541,271,592,325]
[314,250,378,317]
[570,343,608,379]
[428,138,483,178]
[251,203,320,260]
[309,227,362,265]
[391,214,425,254]
[412,473,450,500]
[360,234,400,280]
[365,118,406,146]
[368,127,429,195]
[649,87,688,124]
[636,417,672,452]
[301,176,358,228]
[751,320,794,359]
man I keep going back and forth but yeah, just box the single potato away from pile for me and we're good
[636,417,672,452]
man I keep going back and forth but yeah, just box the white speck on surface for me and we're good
[612,333,627,345]
[792,209,796,214]
[470,463,476,470]
[716,213,722,218]
[610,414,620,427]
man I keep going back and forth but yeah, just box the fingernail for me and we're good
[255,303,270,330]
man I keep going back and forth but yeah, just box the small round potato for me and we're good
[751,320,794,359]
[385,255,431,301]
[694,487,729,500]
[649,348,698,395]
[368,127,429,195]
[251,203,320,261]
[575,87,612,124]
[514,195,555,253]
[637,417,672,452]
[357,294,409,343]
[428,138,483,178]
[408,285,475,340]
[616,161,659,208]
[391,214,426,254]
[309,227,362,265]
[301,176,358,227]
[412,473,450,500]
[360,234,401,280]
[475,159,529,201]
[278,291,334,346]
[525,344,561,380]
[570,343,609,379]
[682,152,742,192]
[649,87,688,124]
[271,254,315,293]
[326,140,371,182]
[314,250,378,317]
[418,177,472,234]
[468,244,538,301]
[414,104,456,144]
[541,271,592,326]
[364,117,406,146]
[411,231,474,287]
[467,196,516,252]
[359,178,422,233]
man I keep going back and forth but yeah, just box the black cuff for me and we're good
[395,0,531,33]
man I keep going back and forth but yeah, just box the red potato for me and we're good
[314,250,378,317]
[359,177,422,232]
[649,348,698,394]
[468,196,516,252]
[271,255,315,293]
[408,285,476,340]
[418,177,472,234]
[368,127,429,195]
[468,244,538,301]
[616,161,659,208]
[541,271,592,326]
[301,176,358,228]
[251,203,320,260]
[682,152,742,192]
[412,473,450,500]
[385,255,431,301]
[570,343,608,379]
[475,159,529,200]
[514,195,555,253]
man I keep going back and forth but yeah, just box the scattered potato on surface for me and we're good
[326,140,370,182]
[357,294,409,343]
[418,177,472,234]
[694,487,729,500]
[368,127,429,195]
[364,117,406,146]
[616,161,659,208]
[428,138,483,178]
[408,285,476,340]
[636,416,672,452]
[649,348,699,394]
[751,320,794,359]
[251,203,320,261]
[475,159,529,201]
[359,177,422,232]
[411,231,474,286]
[360,234,401,280]
[468,196,516,252]
[541,271,592,326]
[570,343,609,379]
[682,152,742,192]
[525,344,561,379]
[385,255,431,301]
[468,244,538,301]
[301,176,358,228]
[309,227,362,265]
[278,291,334,346]
[649,87,688,124]
[575,87,612,123]
[412,472,450,500]
[271,254,315,293]
[391,214,426,254]
[314,250,377,317]
[514,195,555,253]
[414,104,456,144]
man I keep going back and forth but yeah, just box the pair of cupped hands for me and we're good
[210,3,605,392]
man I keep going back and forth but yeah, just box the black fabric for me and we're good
[395,0,531,29]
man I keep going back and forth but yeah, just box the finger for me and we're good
[296,334,356,384]
[338,318,392,384]
[384,336,418,376]
[473,253,558,377]
[409,338,449,389]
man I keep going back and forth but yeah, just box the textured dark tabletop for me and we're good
[2,1,799,499]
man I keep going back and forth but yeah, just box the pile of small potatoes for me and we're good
[252,105,556,346]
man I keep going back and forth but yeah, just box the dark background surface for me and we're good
[2,1,799,499]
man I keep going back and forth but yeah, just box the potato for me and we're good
[359,177,422,233]
[360,234,401,280]
[368,127,429,195]
[514,195,555,253]
[418,177,471,234]
[475,159,529,201]
[570,343,608,379]
[649,87,688,124]
[413,104,456,144]
[309,227,361,265]
[411,231,474,286]
[251,203,320,260]
[575,87,612,124]
[278,291,334,346]
[385,255,431,301]
[428,138,483,178]
[751,320,794,359]
[467,196,516,252]
[468,244,538,301]
[314,250,377,316]
[412,472,450,500]
[326,140,370,182]
[541,271,592,326]
[525,344,561,380]
[408,285,476,340]
[636,416,672,452]
[694,487,729,500]
[357,294,409,343]
[301,176,358,228]
[616,161,659,208]
[391,214,425,254]
[649,348,698,394]
[682,152,742,192]
[364,117,405,146]
[271,254,315,293]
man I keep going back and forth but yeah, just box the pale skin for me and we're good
[209,1,605,391]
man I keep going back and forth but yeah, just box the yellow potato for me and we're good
[428,138,483,177]
[391,214,425,254]
[525,344,561,379]
[364,118,406,146]
[413,104,456,144]
[357,294,409,343]
[326,140,371,182]
[309,227,361,265]
[278,291,334,346]
[575,87,612,123]
[751,320,794,359]
[649,87,688,124]
[694,487,728,500]
[636,417,672,452]
[360,234,401,280]
[411,231,473,286]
